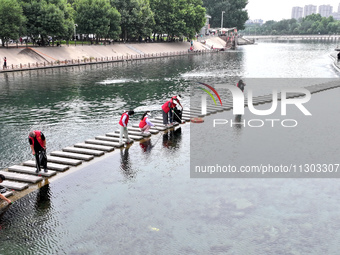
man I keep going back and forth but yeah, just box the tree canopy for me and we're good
[0,0,251,44]
[0,0,25,46]
[243,14,340,35]
[203,0,248,30]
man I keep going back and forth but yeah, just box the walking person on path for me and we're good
[139,111,154,135]
[0,174,11,204]
[119,110,134,144]
[3,57,7,70]
[29,130,47,173]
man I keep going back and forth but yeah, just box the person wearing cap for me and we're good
[162,95,182,126]
[29,130,47,173]
[119,110,134,144]
[0,174,11,204]
[139,111,154,135]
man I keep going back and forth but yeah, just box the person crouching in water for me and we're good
[29,130,47,173]
[119,110,134,144]
[139,111,154,135]
[162,95,182,126]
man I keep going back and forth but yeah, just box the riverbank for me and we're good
[0,38,228,72]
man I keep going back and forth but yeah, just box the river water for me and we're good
[0,41,339,254]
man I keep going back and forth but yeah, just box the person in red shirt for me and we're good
[29,130,47,173]
[139,111,154,135]
[162,95,182,126]
[0,174,11,204]
[119,110,134,144]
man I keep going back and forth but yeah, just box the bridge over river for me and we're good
[244,35,340,42]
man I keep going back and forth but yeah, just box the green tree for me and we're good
[114,0,154,41]
[0,0,25,46]
[20,0,74,45]
[74,0,121,42]
[182,0,206,38]
[203,0,248,30]
[150,0,205,39]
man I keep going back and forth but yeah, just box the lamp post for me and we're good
[221,11,225,35]
[74,24,78,46]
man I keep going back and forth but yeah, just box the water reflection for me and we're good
[139,138,153,154]
[119,146,136,180]
[162,127,182,150]
[35,180,51,212]
[233,114,243,132]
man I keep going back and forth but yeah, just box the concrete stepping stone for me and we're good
[106,132,143,141]
[23,160,69,172]
[50,151,94,161]
[128,127,159,134]
[206,106,224,112]
[0,171,43,183]
[113,129,151,137]
[153,117,185,124]
[86,139,121,148]
[8,165,56,177]
[2,190,13,198]
[95,136,132,146]
[152,118,167,124]
[131,124,166,131]
[1,180,28,191]
[95,135,121,142]
[190,107,217,114]
[182,113,199,117]
[74,143,114,152]
[63,147,105,156]
[47,155,82,166]
[188,109,211,115]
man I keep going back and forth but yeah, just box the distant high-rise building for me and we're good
[319,5,333,17]
[331,12,340,20]
[338,3,340,12]
[304,5,317,17]
[291,6,303,19]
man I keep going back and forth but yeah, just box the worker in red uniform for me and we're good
[119,110,134,144]
[29,130,47,173]
[162,95,182,126]
[139,111,154,135]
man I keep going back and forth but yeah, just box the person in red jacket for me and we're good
[29,130,47,173]
[139,111,154,135]
[0,174,11,204]
[162,95,182,126]
[119,110,134,144]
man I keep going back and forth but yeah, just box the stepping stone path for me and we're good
[1,81,339,203]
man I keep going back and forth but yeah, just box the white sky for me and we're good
[246,0,340,21]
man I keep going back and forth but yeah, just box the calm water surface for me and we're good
[0,41,339,254]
